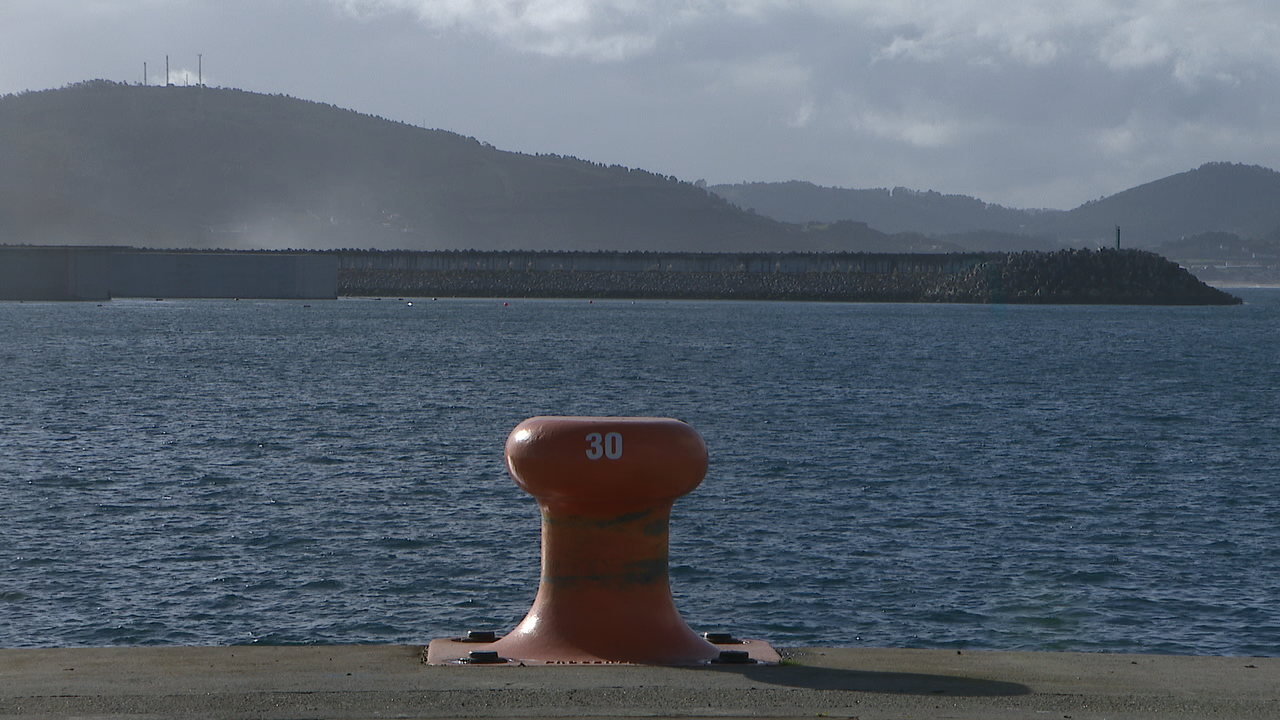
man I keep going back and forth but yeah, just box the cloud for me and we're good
[331,1,1280,84]
[814,0,1280,82]
[851,109,973,149]
[6,0,193,21]
[331,0,712,60]
[312,0,1280,207]
[788,98,815,129]
[3,0,1279,209]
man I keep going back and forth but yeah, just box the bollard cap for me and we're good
[506,416,708,503]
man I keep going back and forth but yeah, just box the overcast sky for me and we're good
[3,0,1279,209]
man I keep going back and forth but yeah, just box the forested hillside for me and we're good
[8,81,1275,264]
[1064,163,1280,246]
[709,181,1041,236]
[0,81,802,251]
[712,163,1280,251]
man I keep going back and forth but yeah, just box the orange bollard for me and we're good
[426,416,779,665]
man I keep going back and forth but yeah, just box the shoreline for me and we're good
[3,645,1276,719]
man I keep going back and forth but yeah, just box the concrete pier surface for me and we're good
[1,645,1276,719]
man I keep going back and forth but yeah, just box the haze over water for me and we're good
[2,293,1278,655]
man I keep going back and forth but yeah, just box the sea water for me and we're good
[1,292,1278,655]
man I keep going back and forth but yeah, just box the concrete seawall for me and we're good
[111,251,337,300]
[2,645,1275,719]
[0,246,338,300]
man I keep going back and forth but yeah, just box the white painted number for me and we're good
[604,432,623,459]
[586,433,604,459]
[585,432,623,460]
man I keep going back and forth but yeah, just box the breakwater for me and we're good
[0,246,337,300]
[336,249,1241,305]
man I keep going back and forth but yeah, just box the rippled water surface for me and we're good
[2,292,1279,655]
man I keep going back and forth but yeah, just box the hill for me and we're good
[8,81,1274,262]
[0,81,813,252]
[1061,163,1280,246]
[711,163,1280,251]
[707,181,1044,236]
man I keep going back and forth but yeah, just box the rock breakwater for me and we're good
[336,249,1240,305]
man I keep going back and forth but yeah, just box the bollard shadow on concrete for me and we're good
[701,663,1031,697]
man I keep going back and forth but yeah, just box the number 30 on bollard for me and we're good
[585,431,622,460]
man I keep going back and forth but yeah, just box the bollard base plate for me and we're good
[425,637,781,666]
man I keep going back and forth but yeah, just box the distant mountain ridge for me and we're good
[2,81,1277,257]
[0,81,963,253]
[1063,163,1280,246]
[707,182,1040,235]
[0,81,777,252]
[711,163,1280,250]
